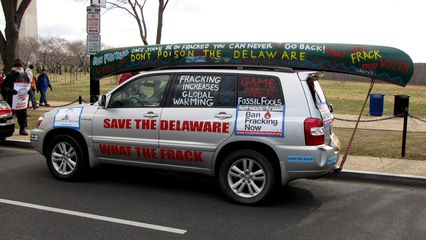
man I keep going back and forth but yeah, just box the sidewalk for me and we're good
[3,108,426,178]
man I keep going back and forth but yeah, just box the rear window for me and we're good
[308,79,327,105]
[308,79,333,125]
[237,75,284,106]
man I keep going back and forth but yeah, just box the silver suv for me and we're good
[31,68,339,204]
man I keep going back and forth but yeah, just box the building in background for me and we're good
[19,0,38,41]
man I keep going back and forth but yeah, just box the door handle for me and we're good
[143,112,159,118]
[214,112,232,119]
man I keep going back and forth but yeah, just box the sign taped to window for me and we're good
[235,105,284,137]
[54,107,84,129]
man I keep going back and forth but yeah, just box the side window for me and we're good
[168,74,236,107]
[109,74,170,108]
[237,75,284,106]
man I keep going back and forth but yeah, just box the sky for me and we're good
[1,0,425,62]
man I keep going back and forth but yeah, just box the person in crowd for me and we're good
[118,71,139,84]
[0,59,29,135]
[26,64,38,109]
[36,68,52,107]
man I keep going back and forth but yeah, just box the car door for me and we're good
[92,74,171,164]
[159,73,236,170]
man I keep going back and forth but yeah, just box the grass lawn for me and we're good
[333,128,426,160]
[321,80,426,117]
[20,73,426,160]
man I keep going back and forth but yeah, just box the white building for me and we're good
[19,0,38,40]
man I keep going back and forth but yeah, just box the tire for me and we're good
[219,149,276,205]
[45,134,88,181]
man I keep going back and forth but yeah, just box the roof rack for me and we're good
[152,64,294,73]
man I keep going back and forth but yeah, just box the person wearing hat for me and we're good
[36,68,52,107]
[1,59,29,135]
[26,64,38,109]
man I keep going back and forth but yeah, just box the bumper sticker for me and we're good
[53,107,83,129]
[288,155,315,163]
[235,105,284,137]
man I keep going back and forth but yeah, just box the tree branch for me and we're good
[106,1,136,18]
[16,0,32,29]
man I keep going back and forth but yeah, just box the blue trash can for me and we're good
[369,93,384,116]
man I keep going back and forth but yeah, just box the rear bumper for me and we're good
[276,144,339,184]
[0,123,15,138]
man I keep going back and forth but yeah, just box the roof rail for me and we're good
[152,64,294,73]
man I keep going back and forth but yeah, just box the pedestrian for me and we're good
[0,59,29,135]
[36,68,52,107]
[118,71,139,84]
[26,64,38,109]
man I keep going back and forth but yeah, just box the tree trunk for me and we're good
[0,0,32,71]
[156,0,164,44]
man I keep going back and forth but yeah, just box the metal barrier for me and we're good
[334,111,426,158]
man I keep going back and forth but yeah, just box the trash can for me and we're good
[394,95,410,116]
[369,93,384,116]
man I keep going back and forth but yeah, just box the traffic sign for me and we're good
[87,34,101,55]
[87,11,100,34]
[91,0,106,8]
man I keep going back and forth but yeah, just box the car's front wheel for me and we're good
[219,149,276,205]
[46,134,88,180]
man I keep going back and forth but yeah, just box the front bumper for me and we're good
[30,128,45,154]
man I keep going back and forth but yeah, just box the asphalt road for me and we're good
[0,145,425,240]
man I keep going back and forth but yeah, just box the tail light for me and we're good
[304,118,324,146]
[0,108,12,116]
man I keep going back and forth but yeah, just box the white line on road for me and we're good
[0,198,187,235]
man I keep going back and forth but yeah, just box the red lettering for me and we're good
[190,121,204,132]
[160,120,168,130]
[103,118,111,128]
[169,120,176,131]
[143,147,152,158]
[167,149,175,160]
[134,119,141,129]
[203,122,212,132]
[184,151,192,161]
[194,151,202,162]
[222,122,230,133]
[175,150,184,161]
[99,144,111,154]
[135,146,142,157]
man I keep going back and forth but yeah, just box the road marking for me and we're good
[0,198,187,234]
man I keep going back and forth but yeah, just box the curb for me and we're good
[1,139,32,149]
[326,169,426,187]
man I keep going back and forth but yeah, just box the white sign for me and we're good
[235,105,284,137]
[318,103,334,126]
[54,107,84,129]
[87,11,100,33]
[91,0,106,8]
[87,33,101,55]
[12,83,31,110]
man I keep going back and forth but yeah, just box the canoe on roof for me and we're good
[90,42,414,86]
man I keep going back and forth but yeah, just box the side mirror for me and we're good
[98,95,106,108]
[328,103,334,113]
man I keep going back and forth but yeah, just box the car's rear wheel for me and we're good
[46,134,88,180]
[219,149,275,205]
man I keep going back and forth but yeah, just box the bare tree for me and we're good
[67,40,89,72]
[0,0,32,71]
[107,0,169,45]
